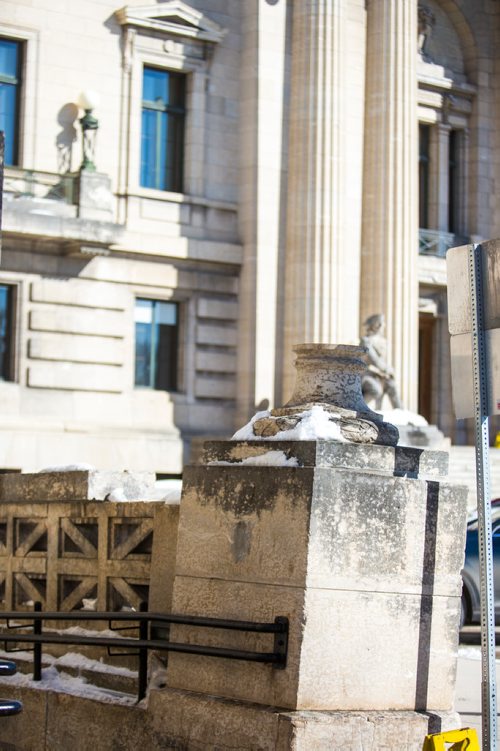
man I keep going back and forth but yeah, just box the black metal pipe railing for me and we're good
[0,604,289,701]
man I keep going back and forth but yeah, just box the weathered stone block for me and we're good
[0,470,156,503]
[166,440,468,713]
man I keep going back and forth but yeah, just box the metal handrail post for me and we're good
[137,602,148,702]
[33,601,42,682]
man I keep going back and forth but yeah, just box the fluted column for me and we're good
[360,0,419,412]
[281,0,366,401]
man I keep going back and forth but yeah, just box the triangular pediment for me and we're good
[115,2,226,43]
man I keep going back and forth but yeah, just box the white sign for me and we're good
[447,239,500,419]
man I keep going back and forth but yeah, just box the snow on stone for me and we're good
[0,666,136,705]
[232,406,348,442]
[232,410,271,440]
[153,479,182,504]
[38,463,95,473]
[378,408,428,427]
[54,652,136,677]
[81,598,97,611]
[105,487,128,502]
[0,649,136,678]
[209,450,299,467]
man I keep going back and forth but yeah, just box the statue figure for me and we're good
[417,5,435,59]
[360,314,402,411]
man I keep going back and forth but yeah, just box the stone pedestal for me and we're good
[162,344,467,748]
[76,170,114,221]
[166,440,467,714]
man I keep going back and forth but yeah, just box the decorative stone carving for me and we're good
[418,4,435,58]
[360,314,402,410]
[237,344,399,446]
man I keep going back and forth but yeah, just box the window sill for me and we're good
[119,187,238,213]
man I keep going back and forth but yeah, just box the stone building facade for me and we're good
[0,0,496,474]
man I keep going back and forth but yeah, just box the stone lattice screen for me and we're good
[0,471,179,615]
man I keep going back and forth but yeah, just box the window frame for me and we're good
[0,282,17,383]
[0,24,39,169]
[134,296,183,393]
[0,37,22,166]
[119,36,208,201]
[140,66,186,193]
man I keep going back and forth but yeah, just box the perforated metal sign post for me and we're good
[447,241,498,751]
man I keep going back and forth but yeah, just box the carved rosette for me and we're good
[251,344,399,446]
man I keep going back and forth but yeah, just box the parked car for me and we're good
[461,502,500,626]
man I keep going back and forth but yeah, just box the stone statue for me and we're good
[417,5,435,58]
[360,314,402,410]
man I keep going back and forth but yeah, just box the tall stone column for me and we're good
[361,0,419,412]
[281,0,366,401]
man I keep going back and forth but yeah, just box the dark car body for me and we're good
[461,510,500,624]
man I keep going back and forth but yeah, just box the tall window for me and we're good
[0,39,21,166]
[140,67,186,192]
[135,299,179,391]
[0,285,13,381]
[448,129,459,234]
[419,124,431,228]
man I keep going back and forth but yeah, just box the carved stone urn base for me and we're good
[247,344,399,446]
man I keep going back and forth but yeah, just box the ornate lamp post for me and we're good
[77,91,99,172]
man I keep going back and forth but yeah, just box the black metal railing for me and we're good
[0,603,289,701]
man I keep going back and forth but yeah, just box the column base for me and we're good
[149,687,461,751]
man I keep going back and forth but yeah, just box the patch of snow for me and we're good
[51,626,123,639]
[105,487,128,502]
[232,410,271,440]
[232,406,348,442]
[378,408,428,427]
[38,463,95,473]
[0,649,136,678]
[160,488,182,504]
[54,652,136,677]
[145,482,182,504]
[209,450,299,468]
[0,666,136,705]
[81,598,97,611]
[458,645,482,661]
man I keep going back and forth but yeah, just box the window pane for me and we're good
[156,301,177,326]
[448,129,459,234]
[141,109,162,189]
[0,85,17,164]
[0,40,18,80]
[143,67,168,106]
[419,124,430,229]
[168,74,185,109]
[0,39,20,166]
[141,67,185,192]
[0,286,13,381]
[135,299,178,391]
[155,302,178,391]
[134,300,154,386]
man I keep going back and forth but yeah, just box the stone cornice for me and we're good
[114,2,226,44]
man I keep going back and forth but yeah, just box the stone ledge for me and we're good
[0,470,156,503]
[202,440,450,478]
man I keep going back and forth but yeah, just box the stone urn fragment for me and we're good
[248,344,399,446]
